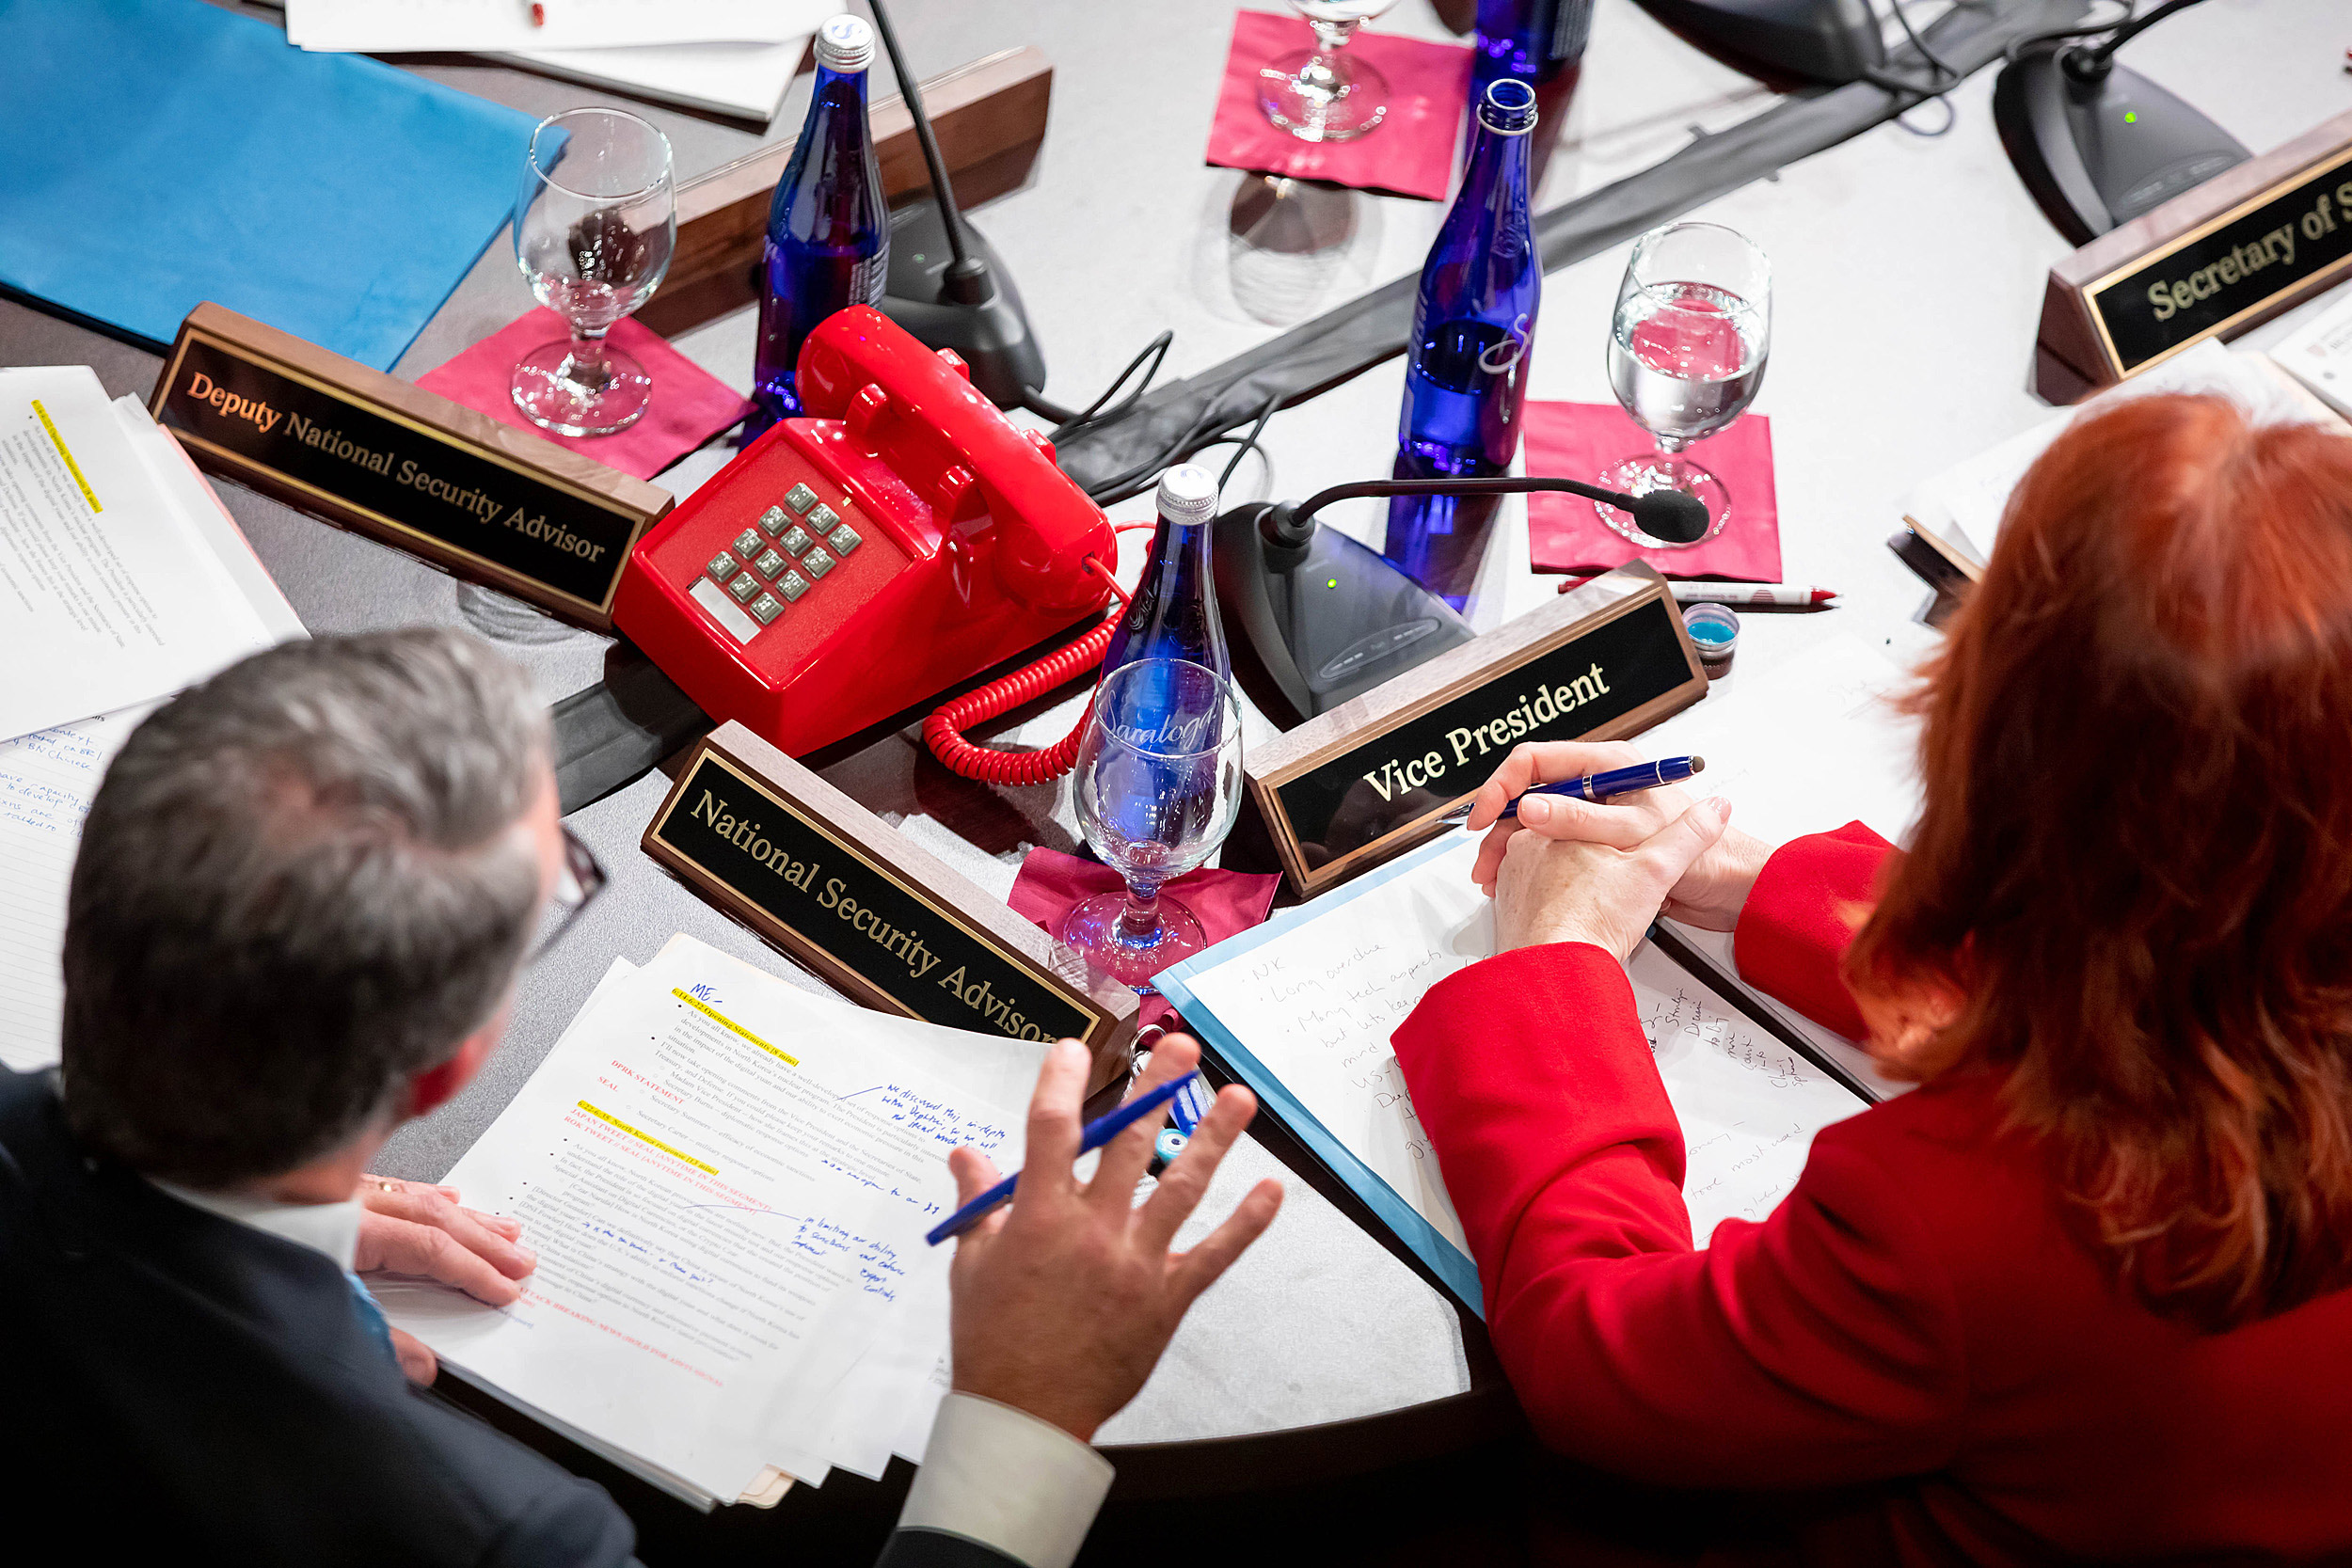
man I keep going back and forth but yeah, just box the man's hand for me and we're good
[945,1036,1282,1443]
[357,1175,537,1386]
[1494,796,1736,960]
[1465,740,1773,931]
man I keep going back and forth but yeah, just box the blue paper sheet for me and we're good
[1158,838,1487,1317]
[0,0,539,370]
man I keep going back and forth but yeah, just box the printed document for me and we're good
[0,368,291,742]
[383,936,1041,1503]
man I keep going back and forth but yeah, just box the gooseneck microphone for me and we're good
[1263,474,1712,551]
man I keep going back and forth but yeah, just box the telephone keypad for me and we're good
[731,529,764,559]
[778,525,814,556]
[706,550,739,581]
[728,571,761,603]
[802,546,835,579]
[806,503,841,533]
[777,570,810,602]
[784,483,819,514]
[750,593,784,625]
[755,548,787,578]
[827,524,860,557]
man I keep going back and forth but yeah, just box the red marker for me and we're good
[1668,582,1836,609]
[529,3,547,25]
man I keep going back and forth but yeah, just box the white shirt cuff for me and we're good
[896,1393,1114,1568]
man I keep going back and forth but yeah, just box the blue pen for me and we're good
[926,1071,1201,1246]
[1438,755,1705,825]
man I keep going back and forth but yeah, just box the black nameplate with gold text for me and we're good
[646,745,1111,1048]
[1245,568,1708,897]
[150,304,669,630]
[2088,145,2352,374]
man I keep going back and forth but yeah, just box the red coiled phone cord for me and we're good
[921,554,1132,786]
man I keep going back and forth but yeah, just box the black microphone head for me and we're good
[1632,489,1710,545]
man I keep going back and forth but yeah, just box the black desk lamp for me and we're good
[1993,0,2247,245]
[1215,475,1708,729]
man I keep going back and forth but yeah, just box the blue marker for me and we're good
[1439,755,1705,825]
[926,1072,1202,1246]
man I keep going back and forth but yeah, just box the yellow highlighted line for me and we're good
[32,401,101,513]
[576,1100,717,1174]
[673,988,799,1066]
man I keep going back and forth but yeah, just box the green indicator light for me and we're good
[2124,111,2137,123]
[1327,578,1339,588]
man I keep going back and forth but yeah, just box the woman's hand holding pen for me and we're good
[1465,740,1775,933]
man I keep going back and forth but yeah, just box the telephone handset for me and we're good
[613,307,1120,764]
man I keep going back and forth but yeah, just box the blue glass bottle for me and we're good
[1100,464,1230,681]
[1472,0,1595,89]
[1384,78,1542,609]
[749,15,888,433]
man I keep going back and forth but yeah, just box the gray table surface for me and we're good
[10,0,2347,1452]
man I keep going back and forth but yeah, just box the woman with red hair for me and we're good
[1395,393,2352,1562]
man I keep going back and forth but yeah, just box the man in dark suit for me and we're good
[0,629,1280,1567]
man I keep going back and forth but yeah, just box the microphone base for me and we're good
[879,203,1048,410]
[1215,503,1477,730]
[1994,47,2249,246]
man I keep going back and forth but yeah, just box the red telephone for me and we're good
[613,307,1120,762]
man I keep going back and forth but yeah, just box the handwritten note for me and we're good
[1639,635,1921,1100]
[1169,836,1867,1258]
[0,705,146,1069]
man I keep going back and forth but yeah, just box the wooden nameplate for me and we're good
[151,303,671,632]
[642,47,1054,338]
[1242,564,1709,898]
[644,721,1138,1093]
[2037,108,2352,402]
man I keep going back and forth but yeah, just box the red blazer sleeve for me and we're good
[1391,939,1966,1487]
[1731,820,1892,1040]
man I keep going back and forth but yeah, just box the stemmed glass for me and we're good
[511,108,676,437]
[1596,222,1772,548]
[1061,659,1248,992]
[1259,0,1403,144]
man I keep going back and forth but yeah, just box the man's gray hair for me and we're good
[60,628,550,1188]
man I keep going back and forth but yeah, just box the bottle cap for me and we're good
[1478,77,1539,136]
[816,15,875,73]
[1155,464,1219,527]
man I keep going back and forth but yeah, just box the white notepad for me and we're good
[1161,834,1870,1314]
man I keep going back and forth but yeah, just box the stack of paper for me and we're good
[2270,285,2352,420]
[380,935,1046,1508]
[1902,340,2342,578]
[0,367,305,1071]
[280,0,836,122]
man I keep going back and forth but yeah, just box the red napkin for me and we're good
[1008,847,1281,1028]
[1206,10,1474,203]
[416,308,755,482]
[1523,402,1782,580]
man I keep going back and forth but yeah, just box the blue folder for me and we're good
[0,0,540,371]
[1157,838,1487,1318]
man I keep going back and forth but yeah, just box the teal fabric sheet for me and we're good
[1158,837,1487,1317]
[0,0,539,370]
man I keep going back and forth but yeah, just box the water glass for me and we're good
[1259,0,1403,144]
[512,108,676,437]
[1062,660,1247,991]
[1597,222,1771,547]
